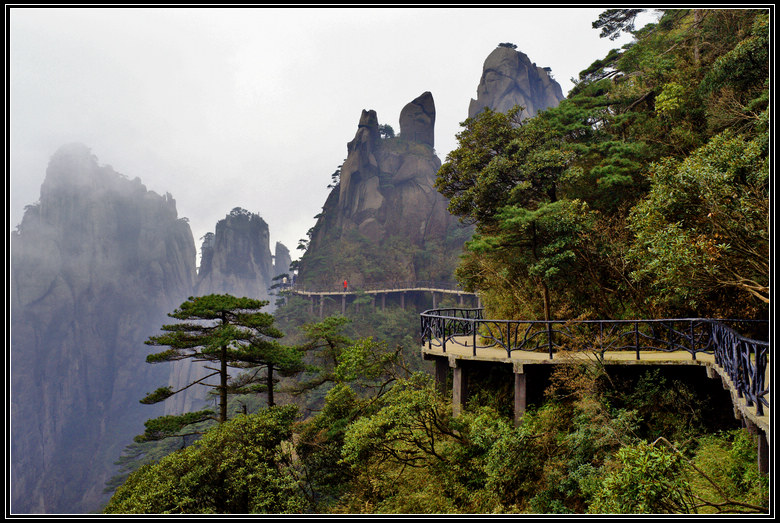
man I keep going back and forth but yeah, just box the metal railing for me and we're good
[710,321,770,416]
[420,308,769,415]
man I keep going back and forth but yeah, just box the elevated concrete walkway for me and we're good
[422,334,770,474]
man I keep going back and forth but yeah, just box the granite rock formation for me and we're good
[10,143,196,514]
[298,92,469,289]
[468,45,565,120]
[274,241,292,280]
[194,207,277,302]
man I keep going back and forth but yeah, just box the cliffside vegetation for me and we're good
[438,8,768,323]
[104,9,769,515]
[106,313,768,514]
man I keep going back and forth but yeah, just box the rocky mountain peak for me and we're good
[399,91,435,147]
[468,44,564,119]
[297,92,466,288]
[195,207,277,301]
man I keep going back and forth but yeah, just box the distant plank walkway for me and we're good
[289,281,478,297]
[286,281,479,315]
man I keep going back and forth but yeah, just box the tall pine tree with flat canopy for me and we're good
[138,294,303,442]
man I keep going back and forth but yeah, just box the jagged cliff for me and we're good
[468,44,565,119]
[297,92,470,289]
[10,143,197,514]
[195,207,278,302]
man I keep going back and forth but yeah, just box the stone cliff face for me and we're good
[195,207,277,302]
[298,92,469,289]
[468,45,565,119]
[10,143,196,514]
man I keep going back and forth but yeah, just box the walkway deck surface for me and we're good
[422,336,770,435]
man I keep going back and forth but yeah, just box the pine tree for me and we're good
[139,294,303,441]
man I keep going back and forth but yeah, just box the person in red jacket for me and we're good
[343,279,348,292]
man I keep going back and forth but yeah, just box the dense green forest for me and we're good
[104,9,769,515]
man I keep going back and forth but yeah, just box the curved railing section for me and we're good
[709,321,770,416]
[420,308,769,415]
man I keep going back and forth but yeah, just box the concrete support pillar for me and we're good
[309,297,314,315]
[744,420,769,475]
[400,292,405,310]
[514,363,527,427]
[434,357,448,396]
[381,293,386,311]
[458,294,463,306]
[451,359,468,416]
[319,296,324,318]
[341,294,346,315]
[432,291,437,309]
[757,431,769,475]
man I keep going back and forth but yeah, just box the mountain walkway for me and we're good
[420,307,770,474]
[287,281,479,316]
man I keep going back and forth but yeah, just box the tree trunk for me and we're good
[542,282,551,322]
[267,364,275,407]
[531,221,552,322]
[693,9,703,64]
[219,345,228,422]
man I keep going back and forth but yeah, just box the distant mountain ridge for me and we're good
[195,207,290,302]
[297,45,565,291]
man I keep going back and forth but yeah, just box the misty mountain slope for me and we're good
[10,143,197,514]
[195,207,290,302]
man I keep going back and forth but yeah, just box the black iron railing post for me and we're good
[634,321,640,360]
[506,322,511,358]
[547,321,553,359]
[472,318,477,356]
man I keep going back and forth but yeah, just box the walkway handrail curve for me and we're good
[420,308,769,415]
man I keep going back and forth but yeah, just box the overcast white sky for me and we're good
[8,6,652,266]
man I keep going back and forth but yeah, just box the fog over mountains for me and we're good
[10,146,294,513]
[11,144,197,513]
[10,44,564,514]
